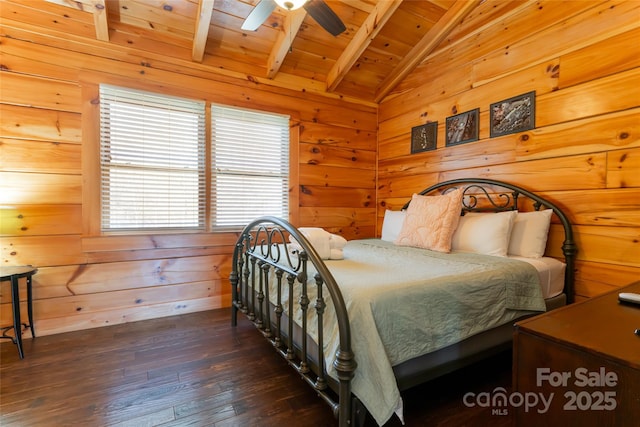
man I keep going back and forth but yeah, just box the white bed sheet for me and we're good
[508,256,566,299]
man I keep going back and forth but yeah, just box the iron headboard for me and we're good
[400,178,577,303]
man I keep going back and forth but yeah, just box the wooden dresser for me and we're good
[513,281,640,426]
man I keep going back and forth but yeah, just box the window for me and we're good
[211,105,289,231]
[99,85,206,231]
[98,85,289,233]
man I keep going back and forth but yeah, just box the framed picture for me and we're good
[446,108,479,146]
[411,122,438,153]
[490,91,535,137]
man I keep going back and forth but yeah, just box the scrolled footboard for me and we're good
[230,216,356,426]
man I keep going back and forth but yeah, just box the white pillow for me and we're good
[381,210,405,242]
[508,209,553,258]
[451,210,518,257]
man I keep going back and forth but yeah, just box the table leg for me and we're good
[27,274,35,337]
[10,276,24,359]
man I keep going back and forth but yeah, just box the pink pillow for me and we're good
[394,188,463,253]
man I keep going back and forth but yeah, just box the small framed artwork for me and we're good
[446,108,479,146]
[411,122,438,153]
[490,91,535,137]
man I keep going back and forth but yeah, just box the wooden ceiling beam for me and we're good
[266,9,307,79]
[192,0,216,62]
[326,0,402,92]
[92,0,109,41]
[45,0,110,41]
[374,0,482,103]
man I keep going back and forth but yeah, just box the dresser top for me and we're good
[516,281,640,369]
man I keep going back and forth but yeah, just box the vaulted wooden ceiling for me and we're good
[26,0,495,104]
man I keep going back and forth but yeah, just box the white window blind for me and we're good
[99,84,206,231]
[211,105,289,231]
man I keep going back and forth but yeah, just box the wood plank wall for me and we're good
[0,3,377,336]
[378,0,640,301]
[1,0,638,337]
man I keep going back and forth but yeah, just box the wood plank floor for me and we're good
[1,308,514,426]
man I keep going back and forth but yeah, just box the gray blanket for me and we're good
[262,239,546,425]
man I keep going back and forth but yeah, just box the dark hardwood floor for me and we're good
[1,309,514,426]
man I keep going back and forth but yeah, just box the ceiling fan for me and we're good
[242,0,346,36]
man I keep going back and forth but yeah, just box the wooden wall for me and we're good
[1,0,639,338]
[0,5,377,336]
[378,0,640,301]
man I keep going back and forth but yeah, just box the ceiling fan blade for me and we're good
[241,0,277,31]
[303,0,346,36]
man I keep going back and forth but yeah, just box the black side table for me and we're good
[1,265,37,359]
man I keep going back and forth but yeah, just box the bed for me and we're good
[229,178,577,426]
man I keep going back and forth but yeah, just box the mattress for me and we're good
[510,256,566,299]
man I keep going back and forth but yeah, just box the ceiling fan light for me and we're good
[274,0,307,11]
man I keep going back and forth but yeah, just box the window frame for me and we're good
[210,103,291,232]
[83,81,295,240]
[98,84,207,232]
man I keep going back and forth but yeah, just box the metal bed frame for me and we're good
[230,178,577,426]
